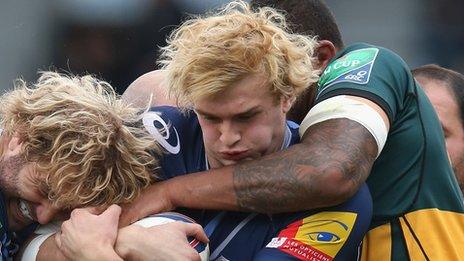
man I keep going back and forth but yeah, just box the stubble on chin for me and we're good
[0,155,25,197]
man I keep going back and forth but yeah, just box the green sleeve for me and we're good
[315,44,415,124]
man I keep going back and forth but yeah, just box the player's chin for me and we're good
[220,159,239,166]
[222,154,261,165]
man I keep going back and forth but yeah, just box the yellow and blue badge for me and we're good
[266,212,357,260]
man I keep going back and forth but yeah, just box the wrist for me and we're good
[115,238,131,260]
[92,245,123,261]
[114,244,130,260]
[115,226,138,260]
[160,179,177,210]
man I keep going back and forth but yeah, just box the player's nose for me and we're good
[219,122,241,146]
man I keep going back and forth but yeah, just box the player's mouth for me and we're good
[219,150,249,161]
[18,199,34,221]
[10,198,35,226]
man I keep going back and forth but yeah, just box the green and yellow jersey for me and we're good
[314,43,464,260]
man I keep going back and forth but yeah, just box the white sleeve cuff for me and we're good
[299,95,388,157]
[21,222,61,261]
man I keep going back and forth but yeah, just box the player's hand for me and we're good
[119,181,174,227]
[55,205,122,261]
[115,221,208,261]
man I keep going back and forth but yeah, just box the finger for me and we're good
[70,207,97,220]
[55,231,62,249]
[180,223,209,243]
[186,249,201,261]
[118,207,133,228]
[70,208,84,219]
[101,204,122,223]
[60,220,69,234]
[191,252,201,261]
[85,205,106,215]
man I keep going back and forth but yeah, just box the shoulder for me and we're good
[315,43,415,123]
[143,107,206,179]
[318,43,409,92]
[123,70,176,107]
[143,106,199,155]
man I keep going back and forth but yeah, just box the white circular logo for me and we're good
[143,111,180,154]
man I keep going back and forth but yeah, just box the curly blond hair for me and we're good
[0,71,160,209]
[159,0,320,108]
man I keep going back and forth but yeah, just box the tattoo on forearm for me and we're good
[233,118,377,213]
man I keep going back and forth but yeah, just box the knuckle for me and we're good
[60,221,69,231]
[186,249,200,261]
[111,204,122,212]
[70,208,83,218]
[192,223,202,230]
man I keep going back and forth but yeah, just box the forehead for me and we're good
[420,79,456,106]
[420,79,462,123]
[417,77,454,99]
[194,74,275,115]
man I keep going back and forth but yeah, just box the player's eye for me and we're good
[236,112,258,122]
[238,115,253,121]
[442,127,450,138]
[202,115,221,123]
[308,232,341,242]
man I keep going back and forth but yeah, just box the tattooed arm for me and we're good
[233,96,387,212]
[120,96,387,224]
[234,118,378,212]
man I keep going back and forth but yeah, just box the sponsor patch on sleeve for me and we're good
[266,212,357,260]
[317,48,379,97]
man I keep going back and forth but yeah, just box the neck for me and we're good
[287,87,316,124]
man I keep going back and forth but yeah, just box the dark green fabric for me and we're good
[315,43,464,227]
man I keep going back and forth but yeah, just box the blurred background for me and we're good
[1,0,462,94]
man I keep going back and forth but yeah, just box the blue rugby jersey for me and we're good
[0,191,17,260]
[143,106,372,260]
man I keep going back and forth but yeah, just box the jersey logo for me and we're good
[143,111,180,154]
[266,212,357,260]
[317,48,379,97]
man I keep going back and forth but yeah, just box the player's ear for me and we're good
[281,96,296,114]
[7,132,23,154]
[315,40,337,70]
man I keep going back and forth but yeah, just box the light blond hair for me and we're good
[0,71,160,209]
[159,0,320,108]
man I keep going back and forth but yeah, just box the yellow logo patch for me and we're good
[269,211,357,260]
